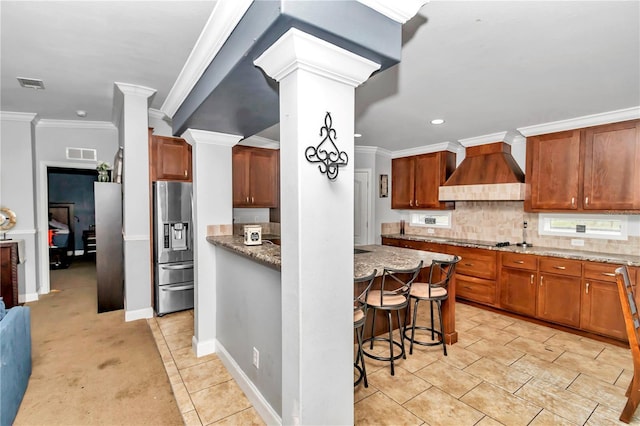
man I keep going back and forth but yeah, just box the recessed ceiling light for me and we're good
[76,110,87,118]
[430,118,445,125]
[17,77,45,90]
[354,133,362,138]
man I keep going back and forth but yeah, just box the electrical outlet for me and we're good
[427,228,435,234]
[571,239,585,247]
[253,347,259,368]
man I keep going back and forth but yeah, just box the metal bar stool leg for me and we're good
[369,308,377,350]
[387,310,395,375]
[409,298,420,355]
[437,300,447,356]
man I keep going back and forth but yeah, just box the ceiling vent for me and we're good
[17,77,45,90]
[66,147,96,161]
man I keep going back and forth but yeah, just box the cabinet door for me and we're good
[391,157,415,209]
[153,136,192,181]
[583,120,640,210]
[527,130,581,210]
[456,274,496,305]
[537,273,581,327]
[249,148,278,207]
[500,268,537,317]
[232,147,251,207]
[414,153,440,208]
[581,279,627,340]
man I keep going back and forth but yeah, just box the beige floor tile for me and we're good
[616,369,634,389]
[567,373,628,411]
[182,410,203,426]
[172,346,218,370]
[400,344,442,373]
[586,403,640,425]
[156,309,193,325]
[403,386,484,426]
[181,359,232,394]
[461,382,542,426]
[455,330,483,348]
[354,382,378,403]
[465,325,518,345]
[190,380,252,425]
[455,318,482,333]
[354,391,423,425]
[515,378,596,424]
[437,344,482,370]
[164,331,193,352]
[415,359,482,398]
[464,357,532,393]
[529,409,578,426]
[171,381,195,413]
[367,366,431,405]
[502,321,557,343]
[554,351,623,384]
[158,316,194,338]
[466,310,516,330]
[596,346,634,371]
[164,360,183,386]
[155,339,175,364]
[511,354,579,388]
[505,336,564,362]
[465,338,526,365]
[544,333,605,359]
[212,407,266,425]
[475,415,505,426]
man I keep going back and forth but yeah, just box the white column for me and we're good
[115,82,156,321]
[255,29,380,425]
[182,129,241,357]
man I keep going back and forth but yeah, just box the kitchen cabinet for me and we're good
[391,151,455,210]
[149,134,192,182]
[526,119,640,212]
[536,258,582,328]
[499,252,538,317]
[580,262,627,340]
[0,242,19,308]
[232,145,279,208]
[452,246,498,306]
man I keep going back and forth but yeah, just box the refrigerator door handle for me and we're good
[160,264,194,271]
[162,284,195,292]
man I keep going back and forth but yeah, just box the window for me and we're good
[409,211,452,229]
[539,213,628,240]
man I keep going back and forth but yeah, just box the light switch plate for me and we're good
[571,239,585,246]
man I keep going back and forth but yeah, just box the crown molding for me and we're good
[114,82,157,99]
[354,145,392,157]
[391,141,460,159]
[148,108,169,122]
[357,0,427,23]
[240,135,280,149]
[36,119,117,131]
[458,130,524,147]
[254,28,381,87]
[162,0,252,118]
[0,111,38,122]
[518,107,640,137]
[181,129,243,147]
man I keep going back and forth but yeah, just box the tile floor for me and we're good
[149,303,640,425]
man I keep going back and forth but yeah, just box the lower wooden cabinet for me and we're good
[500,268,537,317]
[581,262,627,340]
[536,272,582,328]
[457,275,496,305]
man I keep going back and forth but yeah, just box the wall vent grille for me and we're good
[17,77,45,89]
[66,147,96,161]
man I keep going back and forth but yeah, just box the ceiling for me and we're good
[2,1,639,152]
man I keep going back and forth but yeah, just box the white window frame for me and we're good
[538,213,629,241]
[409,211,452,229]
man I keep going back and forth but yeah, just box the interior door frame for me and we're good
[354,168,373,245]
[37,160,96,295]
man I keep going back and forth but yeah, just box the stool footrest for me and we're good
[363,337,405,362]
[404,325,443,347]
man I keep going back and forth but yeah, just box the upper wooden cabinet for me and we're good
[526,119,640,212]
[232,145,279,208]
[391,151,455,210]
[149,134,192,182]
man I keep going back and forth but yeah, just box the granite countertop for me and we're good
[206,235,455,278]
[382,234,640,267]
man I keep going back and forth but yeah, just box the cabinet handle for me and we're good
[601,272,616,277]
[530,274,534,284]
[463,286,472,290]
[184,170,187,177]
[246,196,249,203]
[513,260,525,264]
[416,200,420,207]
[409,200,413,207]
[585,196,589,206]
[571,197,575,207]
[540,275,544,286]
[553,265,566,270]
[251,196,254,204]
[586,282,590,294]
[464,263,474,267]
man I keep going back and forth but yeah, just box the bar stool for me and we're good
[363,261,422,376]
[354,270,376,388]
[404,256,460,356]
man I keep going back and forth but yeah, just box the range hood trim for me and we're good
[438,183,527,201]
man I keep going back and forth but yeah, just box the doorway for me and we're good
[354,169,372,245]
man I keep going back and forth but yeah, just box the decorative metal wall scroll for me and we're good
[305,112,348,181]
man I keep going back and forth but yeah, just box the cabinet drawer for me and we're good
[583,262,620,283]
[539,257,582,276]
[501,252,537,271]
[456,275,496,305]
[454,247,497,280]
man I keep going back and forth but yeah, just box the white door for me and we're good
[354,170,370,245]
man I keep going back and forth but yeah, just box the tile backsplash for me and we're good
[382,201,640,256]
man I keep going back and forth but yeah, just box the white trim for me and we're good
[148,108,169,122]
[538,213,629,241]
[357,0,427,23]
[122,234,149,242]
[254,28,381,87]
[240,135,280,149]
[124,307,154,322]
[181,129,243,147]
[192,335,216,358]
[355,146,393,157]
[518,107,640,137]
[36,119,117,131]
[114,82,157,99]
[216,340,282,426]
[162,0,253,118]
[355,169,374,245]
[391,141,460,158]
[6,229,36,235]
[458,130,523,147]
[0,111,38,122]
[19,292,39,303]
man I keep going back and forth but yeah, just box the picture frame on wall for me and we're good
[379,174,388,198]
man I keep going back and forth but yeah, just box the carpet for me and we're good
[14,258,183,425]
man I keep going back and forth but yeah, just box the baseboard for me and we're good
[216,340,282,426]
[192,335,216,357]
[19,292,39,303]
[124,307,154,322]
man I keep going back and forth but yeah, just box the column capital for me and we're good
[181,128,243,147]
[114,82,157,99]
[357,0,427,24]
[254,28,380,87]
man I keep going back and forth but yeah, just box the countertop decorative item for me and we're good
[0,207,16,240]
[96,161,112,182]
[305,111,348,181]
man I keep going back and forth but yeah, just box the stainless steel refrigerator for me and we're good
[153,181,194,316]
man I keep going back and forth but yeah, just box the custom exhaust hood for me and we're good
[438,141,526,201]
